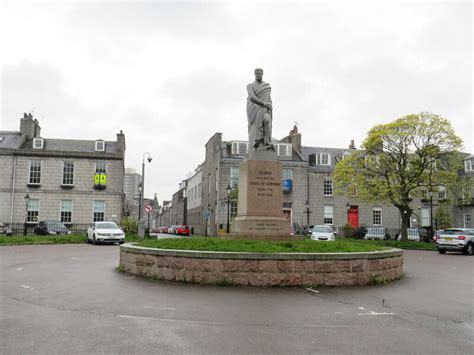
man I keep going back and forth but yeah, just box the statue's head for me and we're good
[254,68,264,81]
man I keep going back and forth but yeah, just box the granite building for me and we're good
[0,114,126,229]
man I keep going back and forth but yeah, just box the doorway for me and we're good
[348,206,359,228]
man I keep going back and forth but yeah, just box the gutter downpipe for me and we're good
[10,155,17,224]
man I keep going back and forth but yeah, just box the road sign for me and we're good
[144,205,153,213]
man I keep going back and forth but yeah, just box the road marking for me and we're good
[16,267,23,271]
[358,307,366,311]
[305,287,320,293]
[334,312,344,315]
[125,276,135,279]
[20,285,32,289]
[163,308,176,311]
[70,257,79,260]
[358,311,395,316]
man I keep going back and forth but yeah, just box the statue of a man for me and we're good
[247,68,274,151]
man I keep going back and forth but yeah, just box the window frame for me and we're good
[28,160,42,185]
[93,201,105,222]
[33,138,44,149]
[464,213,471,228]
[60,200,73,224]
[95,140,105,152]
[316,153,331,166]
[277,144,292,157]
[373,208,382,226]
[323,205,334,225]
[282,168,293,181]
[62,161,75,186]
[230,166,239,188]
[27,199,40,223]
[95,161,107,174]
[323,176,333,196]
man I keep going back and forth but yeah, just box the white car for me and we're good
[311,225,336,241]
[87,222,125,245]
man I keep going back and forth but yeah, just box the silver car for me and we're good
[311,225,336,241]
[436,228,474,255]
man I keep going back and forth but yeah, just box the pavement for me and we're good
[0,243,472,355]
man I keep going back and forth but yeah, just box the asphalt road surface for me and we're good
[1,244,472,355]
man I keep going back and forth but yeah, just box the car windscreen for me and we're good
[96,222,119,229]
[313,226,333,233]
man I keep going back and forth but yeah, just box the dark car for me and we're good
[419,226,435,242]
[34,220,71,235]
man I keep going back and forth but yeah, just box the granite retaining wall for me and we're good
[119,244,403,287]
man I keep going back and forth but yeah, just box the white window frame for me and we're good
[438,186,447,200]
[277,144,292,157]
[231,141,249,155]
[27,199,39,223]
[323,205,334,225]
[33,138,44,149]
[93,201,105,222]
[421,207,430,227]
[282,168,293,181]
[230,167,239,188]
[95,140,105,152]
[62,161,75,186]
[464,213,471,228]
[29,160,42,185]
[323,176,333,196]
[316,153,331,166]
[373,208,382,226]
[60,200,73,223]
[95,161,107,174]
[465,159,473,172]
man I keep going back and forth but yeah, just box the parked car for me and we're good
[435,228,474,255]
[167,225,176,234]
[34,220,71,235]
[0,223,13,236]
[176,225,190,236]
[304,225,315,237]
[311,225,336,241]
[87,221,125,245]
[419,226,435,242]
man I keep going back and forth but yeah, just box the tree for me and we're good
[334,112,464,241]
[435,204,452,230]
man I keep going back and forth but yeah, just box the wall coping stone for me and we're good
[121,243,403,260]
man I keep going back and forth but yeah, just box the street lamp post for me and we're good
[429,190,433,232]
[205,204,210,237]
[345,202,350,225]
[304,200,311,226]
[226,185,231,233]
[24,194,30,236]
[139,152,152,237]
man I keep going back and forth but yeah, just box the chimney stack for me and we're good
[20,113,41,139]
[349,139,356,149]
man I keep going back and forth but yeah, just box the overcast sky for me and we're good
[1,1,472,203]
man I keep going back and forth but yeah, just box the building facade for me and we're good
[157,126,473,236]
[123,168,141,219]
[0,114,125,231]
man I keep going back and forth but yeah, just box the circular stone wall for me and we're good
[119,244,403,287]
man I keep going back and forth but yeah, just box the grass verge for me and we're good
[136,238,389,253]
[0,233,143,246]
[366,239,437,251]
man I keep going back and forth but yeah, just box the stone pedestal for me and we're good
[228,151,294,240]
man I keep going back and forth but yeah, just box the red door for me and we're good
[348,206,359,228]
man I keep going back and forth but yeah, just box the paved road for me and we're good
[0,244,472,354]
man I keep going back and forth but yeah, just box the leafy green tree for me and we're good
[435,204,452,230]
[334,112,464,241]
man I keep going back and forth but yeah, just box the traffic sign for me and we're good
[144,205,153,213]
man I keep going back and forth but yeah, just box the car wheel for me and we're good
[93,235,97,245]
[438,249,446,254]
[463,243,473,255]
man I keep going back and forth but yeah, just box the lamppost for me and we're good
[345,202,350,225]
[304,200,311,225]
[205,203,210,237]
[226,185,232,233]
[24,193,30,236]
[429,190,434,232]
[139,152,152,237]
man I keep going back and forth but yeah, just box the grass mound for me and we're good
[136,238,389,253]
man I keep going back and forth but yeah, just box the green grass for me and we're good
[0,233,144,246]
[136,238,389,253]
[366,239,437,251]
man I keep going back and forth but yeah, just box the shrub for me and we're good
[120,217,138,234]
[340,224,354,239]
[353,226,368,239]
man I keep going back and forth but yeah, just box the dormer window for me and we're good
[231,141,249,155]
[95,140,105,152]
[277,144,292,157]
[315,153,331,165]
[465,159,473,172]
[33,138,44,149]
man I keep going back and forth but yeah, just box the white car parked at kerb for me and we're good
[87,222,125,245]
[311,225,336,241]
